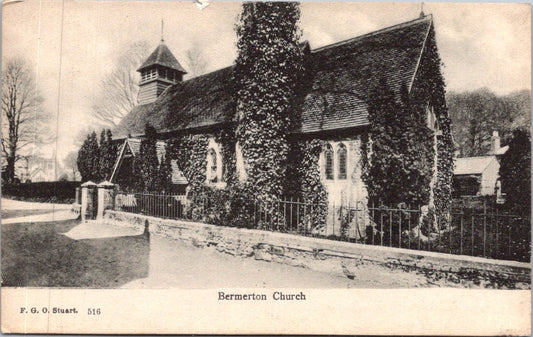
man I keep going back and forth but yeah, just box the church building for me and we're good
[110,13,451,218]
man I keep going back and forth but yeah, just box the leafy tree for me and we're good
[499,128,531,214]
[77,131,99,182]
[234,1,303,202]
[98,129,117,181]
[138,124,160,192]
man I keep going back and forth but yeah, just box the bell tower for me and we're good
[137,32,187,105]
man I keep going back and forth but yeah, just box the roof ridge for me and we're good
[154,16,432,87]
[457,155,497,159]
[156,65,234,96]
[182,65,234,84]
[311,14,433,53]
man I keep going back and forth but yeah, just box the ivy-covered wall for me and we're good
[361,23,454,237]
[285,138,328,232]
[411,25,455,230]
[234,2,303,204]
[166,134,209,219]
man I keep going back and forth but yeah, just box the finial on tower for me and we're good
[161,17,164,42]
[420,2,425,18]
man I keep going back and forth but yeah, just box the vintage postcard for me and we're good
[1,1,530,334]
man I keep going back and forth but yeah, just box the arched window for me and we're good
[207,148,218,182]
[337,143,347,180]
[324,144,334,180]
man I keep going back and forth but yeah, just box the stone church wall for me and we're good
[320,136,367,208]
[319,136,370,238]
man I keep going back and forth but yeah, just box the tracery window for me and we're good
[337,143,347,180]
[324,144,334,180]
[207,148,218,182]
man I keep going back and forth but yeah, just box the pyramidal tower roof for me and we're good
[137,42,187,73]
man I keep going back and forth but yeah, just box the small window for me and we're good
[427,105,439,131]
[337,143,347,180]
[207,149,217,182]
[324,144,334,180]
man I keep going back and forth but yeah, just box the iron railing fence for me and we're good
[114,192,188,219]
[113,191,531,262]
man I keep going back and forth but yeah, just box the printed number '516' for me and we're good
[88,308,101,315]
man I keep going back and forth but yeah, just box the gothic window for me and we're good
[337,143,347,180]
[427,104,440,131]
[207,148,218,182]
[324,144,334,180]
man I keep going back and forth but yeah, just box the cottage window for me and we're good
[337,143,347,180]
[324,144,334,180]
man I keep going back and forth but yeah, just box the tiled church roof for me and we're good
[114,15,432,139]
[137,42,187,73]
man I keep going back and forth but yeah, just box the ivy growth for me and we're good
[286,138,328,232]
[362,79,434,209]
[413,26,455,229]
[361,24,455,238]
[166,134,209,219]
[138,124,160,192]
[234,2,303,204]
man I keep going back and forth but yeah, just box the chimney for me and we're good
[491,131,500,154]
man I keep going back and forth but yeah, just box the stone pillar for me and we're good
[97,181,116,220]
[81,181,97,222]
[75,187,81,204]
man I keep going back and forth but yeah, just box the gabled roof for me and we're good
[115,15,433,138]
[137,42,187,73]
[110,138,187,184]
[454,156,496,175]
[495,145,509,156]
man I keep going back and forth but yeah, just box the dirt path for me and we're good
[0,199,453,288]
[1,198,75,224]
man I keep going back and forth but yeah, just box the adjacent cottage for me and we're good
[453,131,508,198]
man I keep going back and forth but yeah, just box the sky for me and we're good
[2,1,531,163]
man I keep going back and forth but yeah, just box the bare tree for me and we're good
[92,41,150,128]
[185,44,208,78]
[63,150,79,181]
[73,125,97,148]
[1,58,50,183]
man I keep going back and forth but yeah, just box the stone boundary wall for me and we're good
[103,210,531,288]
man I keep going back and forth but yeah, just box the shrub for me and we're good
[2,181,79,204]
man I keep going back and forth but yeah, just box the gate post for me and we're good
[81,181,97,222]
[75,187,81,204]
[97,181,116,220]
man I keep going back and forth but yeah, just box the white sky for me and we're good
[2,1,531,161]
